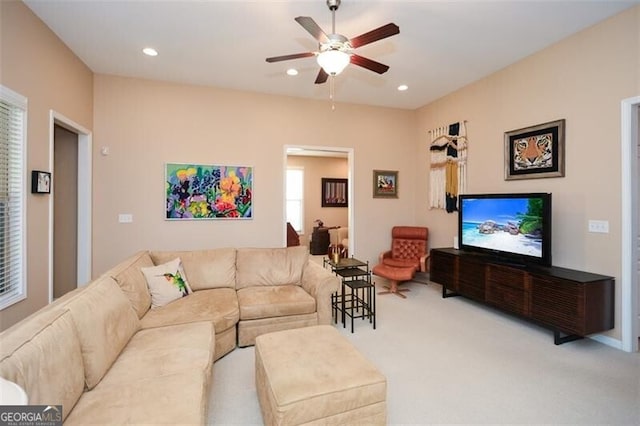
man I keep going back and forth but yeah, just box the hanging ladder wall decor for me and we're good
[429,121,468,213]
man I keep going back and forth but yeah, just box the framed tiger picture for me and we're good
[504,119,565,180]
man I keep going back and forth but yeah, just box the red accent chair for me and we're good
[372,226,429,298]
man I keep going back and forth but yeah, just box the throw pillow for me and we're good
[141,258,193,308]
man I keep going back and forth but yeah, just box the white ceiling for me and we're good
[24,0,639,110]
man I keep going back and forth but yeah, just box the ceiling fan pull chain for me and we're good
[330,76,336,111]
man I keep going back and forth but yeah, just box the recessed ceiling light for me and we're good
[286,68,299,76]
[142,47,158,57]
[397,84,408,91]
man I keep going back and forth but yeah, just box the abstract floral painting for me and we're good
[165,163,253,220]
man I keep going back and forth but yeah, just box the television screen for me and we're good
[458,193,551,266]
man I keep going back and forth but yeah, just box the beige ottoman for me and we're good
[255,325,387,425]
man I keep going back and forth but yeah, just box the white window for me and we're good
[286,168,304,233]
[0,85,27,310]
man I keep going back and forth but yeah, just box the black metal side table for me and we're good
[324,257,376,333]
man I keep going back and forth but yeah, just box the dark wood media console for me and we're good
[430,248,615,345]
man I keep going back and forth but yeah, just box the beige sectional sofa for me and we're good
[0,246,339,424]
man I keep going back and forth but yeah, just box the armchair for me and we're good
[372,226,429,298]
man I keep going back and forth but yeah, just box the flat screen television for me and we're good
[458,192,552,267]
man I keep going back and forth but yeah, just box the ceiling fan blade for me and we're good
[349,23,400,49]
[314,68,329,84]
[295,16,329,44]
[350,54,390,74]
[266,52,316,63]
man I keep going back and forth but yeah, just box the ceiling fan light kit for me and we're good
[266,0,400,99]
[317,50,350,76]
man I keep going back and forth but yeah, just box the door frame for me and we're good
[48,111,92,302]
[283,145,354,256]
[621,96,640,352]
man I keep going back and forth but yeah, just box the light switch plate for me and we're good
[118,214,133,223]
[588,220,609,233]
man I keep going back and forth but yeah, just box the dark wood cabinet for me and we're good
[310,227,330,255]
[430,248,614,344]
[429,249,455,289]
[457,254,486,302]
[486,264,529,316]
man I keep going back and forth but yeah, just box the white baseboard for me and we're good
[589,333,623,350]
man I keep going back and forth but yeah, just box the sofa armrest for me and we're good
[301,261,340,325]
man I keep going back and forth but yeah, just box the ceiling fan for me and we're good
[266,0,400,84]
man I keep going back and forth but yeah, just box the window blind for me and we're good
[0,86,26,310]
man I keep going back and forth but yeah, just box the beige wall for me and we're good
[286,155,348,247]
[92,75,418,275]
[2,0,638,344]
[416,6,640,340]
[0,1,93,329]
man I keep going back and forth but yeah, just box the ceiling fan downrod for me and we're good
[327,0,340,34]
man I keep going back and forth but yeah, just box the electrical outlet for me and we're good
[118,214,133,223]
[588,220,609,233]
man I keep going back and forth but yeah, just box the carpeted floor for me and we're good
[208,277,640,425]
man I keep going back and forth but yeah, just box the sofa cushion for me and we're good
[141,288,239,335]
[141,258,193,308]
[96,321,214,388]
[150,248,236,290]
[65,370,210,426]
[66,276,140,390]
[236,246,308,290]
[0,310,84,421]
[237,285,316,320]
[111,251,154,318]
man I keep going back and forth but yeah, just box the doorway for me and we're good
[53,125,78,298]
[621,96,640,352]
[48,111,92,302]
[283,145,354,256]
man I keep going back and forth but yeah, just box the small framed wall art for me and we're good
[373,170,398,198]
[504,119,565,180]
[321,178,348,207]
[31,170,51,194]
